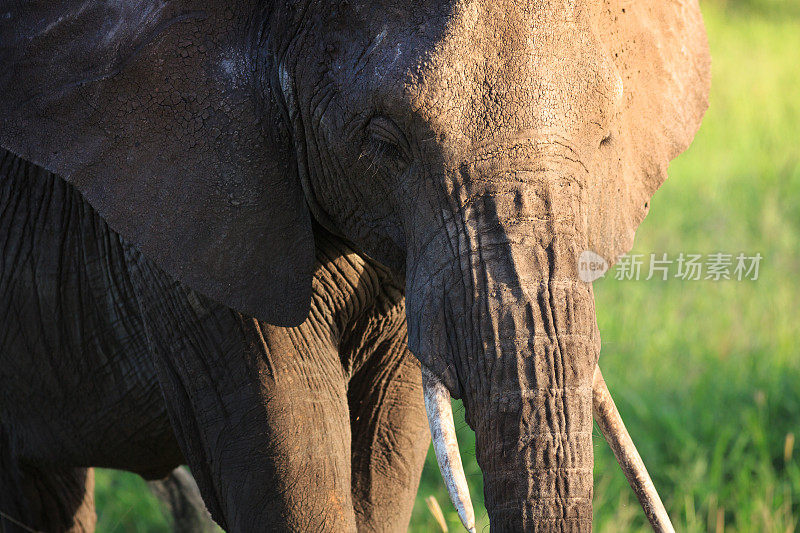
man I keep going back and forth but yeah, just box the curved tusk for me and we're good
[421,366,476,533]
[593,366,675,533]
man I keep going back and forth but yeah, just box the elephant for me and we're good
[146,467,218,532]
[0,150,428,531]
[0,0,710,531]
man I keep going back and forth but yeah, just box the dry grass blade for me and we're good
[425,495,449,533]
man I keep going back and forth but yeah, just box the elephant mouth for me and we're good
[421,364,674,532]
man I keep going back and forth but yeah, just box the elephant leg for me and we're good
[0,434,95,533]
[348,343,430,532]
[125,251,357,532]
[147,467,216,533]
[338,279,430,533]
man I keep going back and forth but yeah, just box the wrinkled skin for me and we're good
[0,147,215,532]
[0,0,710,531]
[0,154,428,531]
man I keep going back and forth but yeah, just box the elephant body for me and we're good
[0,0,710,530]
[0,151,182,479]
[0,149,429,531]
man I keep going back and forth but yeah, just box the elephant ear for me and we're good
[0,0,313,326]
[588,0,711,266]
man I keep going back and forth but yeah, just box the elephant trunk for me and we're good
[473,269,598,531]
[408,211,601,531]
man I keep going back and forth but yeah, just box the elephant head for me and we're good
[0,0,709,530]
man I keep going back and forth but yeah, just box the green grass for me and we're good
[93,470,170,532]
[93,2,800,531]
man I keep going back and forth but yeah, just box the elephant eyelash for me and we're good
[371,138,405,161]
[367,115,412,162]
[363,138,410,174]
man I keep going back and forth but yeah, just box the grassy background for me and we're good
[93,1,800,531]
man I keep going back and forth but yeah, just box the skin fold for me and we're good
[0,0,710,531]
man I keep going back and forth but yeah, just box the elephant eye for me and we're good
[367,115,411,163]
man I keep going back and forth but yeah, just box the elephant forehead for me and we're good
[391,0,620,149]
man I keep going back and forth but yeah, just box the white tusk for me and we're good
[421,366,476,533]
[593,366,675,533]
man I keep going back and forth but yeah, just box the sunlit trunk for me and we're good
[406,153,600,531]
[475,265,599,531]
